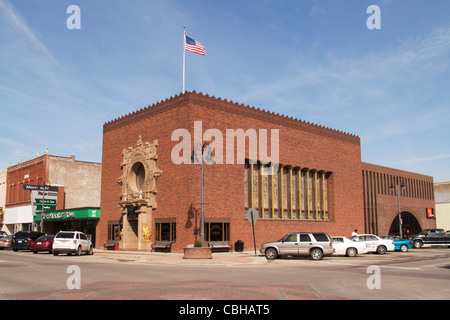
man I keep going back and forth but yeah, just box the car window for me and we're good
[80,234,87,240]
[312,233,329,242]
[14,232,29,239]
[368,236,378,241]
[31,233,44,240]
[56,232,75,239]
[332,238,343,243]
[300,234,311,242]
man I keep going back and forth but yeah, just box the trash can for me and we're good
[234,240,244,252]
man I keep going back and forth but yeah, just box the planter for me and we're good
[183,247,212,259]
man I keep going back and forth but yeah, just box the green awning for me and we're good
[34,207,100,222]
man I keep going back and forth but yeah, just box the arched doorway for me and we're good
[388,211,422,238]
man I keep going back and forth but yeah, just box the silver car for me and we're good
[260,232,334,260]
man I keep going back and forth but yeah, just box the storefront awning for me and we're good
[34,207,100,222]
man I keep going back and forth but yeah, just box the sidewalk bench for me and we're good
[152,241,172,253]
[208,241,232,252]
[104,240,119,250]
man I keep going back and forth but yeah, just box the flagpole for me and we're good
[183,26,186,94]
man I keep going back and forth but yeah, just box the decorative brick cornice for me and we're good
[103,91,360,145]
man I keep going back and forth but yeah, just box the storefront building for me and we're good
[98,91,365,252]
[34,207,100,244]
[2,152,101,237]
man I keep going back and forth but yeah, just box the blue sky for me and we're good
[1,0,449,182]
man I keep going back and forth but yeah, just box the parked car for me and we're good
[411,229,450,248]
[53,231,93,256]
[30,235,55,254]
[11,231,45,251]
[260,232,334,260]
[331,236,369,257]
[0,235,12,250]
[350,234,395,254]
[382,236,413,252]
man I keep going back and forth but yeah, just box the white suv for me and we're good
[53,231,93,256]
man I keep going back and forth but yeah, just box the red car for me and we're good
[30,235,54,254]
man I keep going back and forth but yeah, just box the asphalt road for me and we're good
[0,247,449,301]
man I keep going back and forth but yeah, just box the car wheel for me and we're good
[310,248,324,260]
[265,248,278,260]
[376,245,387,255]
[413,240,423,249]
[346,247,357,257]
[86,246,93,255]
[75,246,81,256]
[400,244,408,252]
[53,251,58,256]
[32,251,37,254]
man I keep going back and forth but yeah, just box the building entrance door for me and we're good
[388,211,421,238]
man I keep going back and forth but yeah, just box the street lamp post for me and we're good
[390,182,406,238]
[191,142,213,247]
[37,179,50,233]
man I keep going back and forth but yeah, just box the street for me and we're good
[0,247,449,301]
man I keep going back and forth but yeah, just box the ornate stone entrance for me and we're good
[117,136,162,250]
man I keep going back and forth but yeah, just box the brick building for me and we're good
[361,163,435,238]
[98,91,366,252]
[2,152,101,243]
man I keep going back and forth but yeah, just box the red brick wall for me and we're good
[6,155,49,208]
[99,92,364,251]
[361,162,435,236]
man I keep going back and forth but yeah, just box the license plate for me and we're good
[37,242,42,245]
[18,240,23,243]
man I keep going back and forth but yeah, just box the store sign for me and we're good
[426,208,434,219]
[43,211,75,220]
[35,208,100,221]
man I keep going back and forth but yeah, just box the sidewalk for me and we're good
[94,249,268,266]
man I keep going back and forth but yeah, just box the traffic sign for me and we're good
[23,184,59,192]
[245,208,258,225]
[245,208,258,256]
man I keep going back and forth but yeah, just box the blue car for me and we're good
[382,236,413,252]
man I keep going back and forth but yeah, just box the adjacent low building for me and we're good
[434,181,450,231]
[2,152,101,244]
[361,163,435,237]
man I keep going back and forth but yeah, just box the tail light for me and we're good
[73,240,77,244]
[12,239,15,243]
[329,242,332,247]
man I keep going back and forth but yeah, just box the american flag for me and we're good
[185,36,206,55]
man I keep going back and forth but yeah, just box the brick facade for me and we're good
[98,91,365,252]
[361,162,435,237]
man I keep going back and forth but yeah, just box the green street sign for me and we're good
[35,199,57,205]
